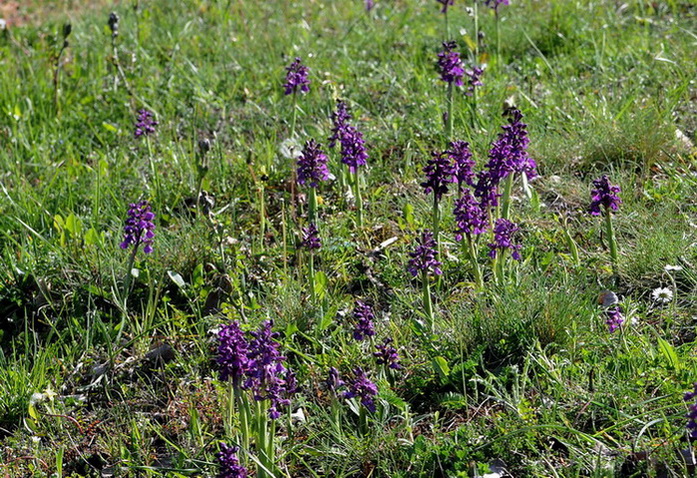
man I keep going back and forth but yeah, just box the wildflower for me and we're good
[328,100,352,148]
[107,12,119,36]
[464,65,485,96]
[436,41,465,86]
[488,218,521,260]
[651,287,673,304]
[422,150,455,201]
[365,0,375,11]
[453,189,489,240]
[374,337,402,370]
[484,0,510,11]
[325,367,344,394]
[217,321,250,386]
[487,107,536,181]
[134,109,158,138]
[301,224,322,250]
[436,0,455,13]
[297,139,330,187]
[684,383,697,439]
[283,57,310,96]
[664,265,683,272]
[407,231,443,277]
[605,306,624,333]
[119,200,156,254]
[352,300,376,341]
[447,140,475,190]
[343,367,378,412]
[589,175,621,216]
[473,170,500,208]
[338,125,369,173]
[216,443,249,478]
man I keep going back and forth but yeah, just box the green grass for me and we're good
[1,0,696,476]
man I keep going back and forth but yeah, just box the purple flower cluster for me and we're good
[605,306,624,333]
[436,0,455,13]
[488,218,521,260]
[283,57,310,95]
[465,65,485,96]
[447,140,475,190]
[437,41,465,86]
[374,337,402,370]
[589,175,621,216]
[325,367,344,394]
[216,443,249,478]
[134,109,158,138]
[484,0,510,11]
[422,150,455,201]
[328,101,369,173]
[120,200,156,254]
[365,0,375,11]
[474,107,535,207]
[407,231,443,277]
[454,189,489,240]
[343,367,379,412]
[217,321,250,387]
[684,383,697,439]
[301,223,322,250]
[216,320,297,420]
[351,300,376,341]
[297,139,331,188]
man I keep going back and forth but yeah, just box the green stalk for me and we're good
[309,186,318,225]
[226,381,235,437]
[422,271,434,332]
[432,195,441,253]
[146,137,161,208]
[446,82,455,141]
[500,173,514,220]
[495,10,501,65]
[353,169,364,228]
[256,400,268,478]
[259,183,266,246]
[473,1,480,60]
[444,9,450,41]
[290,91,298,139]
[308,251,316,304]
[466,234,483,289]
[604,207,619,275]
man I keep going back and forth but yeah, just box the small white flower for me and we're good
[29,393,44,405]
[651,287,673,304]
[664,265,683,272]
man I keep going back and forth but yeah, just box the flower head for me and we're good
[589,175,621,216]
[484,0,510,11]
[352,300,376,341]
[437,41,465,86]
[325,367,344,394]
[465,65,485,96]
[343,367,378,412]
[301,223,321,250]
[374,337,402,370]
[684,383,697,439]
[436,0,455,13]
[422,150,455,202]
[651,287,673,304]
[447,140,475,190]
[217,321,250,385]
[216,443,249,478]
[120,200,156,253]
[297,139,330,187]
[407,231,443,277]
[365,0,375,11]
[454,189,489,240]
[605,306,624,333]
[338,125,369,173]
[328,100,352,148]
[283,57,310,95]
[487,218,521,260]
[134,109,158,138]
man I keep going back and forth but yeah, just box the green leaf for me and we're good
[167,271,187,289]
[84,227,101,246]
[657,337,680,370]
[432,356,450,383]
[64,213,82,237]
[314,270,328,299]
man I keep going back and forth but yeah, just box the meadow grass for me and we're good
[0,0,696,476]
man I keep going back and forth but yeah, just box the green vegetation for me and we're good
[0,0,696,476]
